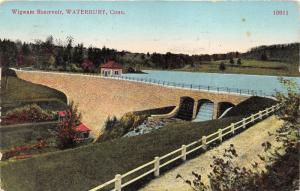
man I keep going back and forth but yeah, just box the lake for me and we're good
[123,70,300,95]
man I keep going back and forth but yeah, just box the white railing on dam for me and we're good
[89,103,281,191]
[12,68,273,98]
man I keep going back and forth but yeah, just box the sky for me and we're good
[0,1,299,54]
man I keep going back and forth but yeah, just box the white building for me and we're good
[100,61,123,76]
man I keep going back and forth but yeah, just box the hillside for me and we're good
[0,97,276,191]
[242,43,299,64]
[1,69,67,114]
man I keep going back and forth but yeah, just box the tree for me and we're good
[237,58,242,66]
[229,58,234,65]
[48,55,56,67]
[1,53,10,90]
[43,35,54,54]
[261,52,268,61]
[219,62,226,71]
[73,43,84,64]
[81,59,94,72]
[57,101,82,149]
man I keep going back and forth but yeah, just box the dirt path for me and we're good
[140,116,283,191]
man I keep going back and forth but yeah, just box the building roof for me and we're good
[75,123,91,132]
[58,111,66,117]
[101,61,123,69]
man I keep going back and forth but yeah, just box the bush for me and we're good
[2,104,54,125]
[56,101,82,149]
[237,58,242,65]
[70,63,83,73]
[219,62,226,71]
[97,113,148,142]
[47,64,56,71]
[2,139,48,161]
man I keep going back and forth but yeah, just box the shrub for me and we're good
[2,139,48,161]
[97,113,148,142]
[177,145,260,191]
[81,59,95,72]
[219,62,226,71]
[56,101,82,149]
[237,58,242,65]
[2,104,54,125]
[70,63,83,73]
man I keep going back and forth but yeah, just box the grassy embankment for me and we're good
[1,71,67,151]
[1,73,67,114]
[0,122,58,151]
[0,97,276,191]
[174,59,299,77]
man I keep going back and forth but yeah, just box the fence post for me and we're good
[243,118,246,128]
[231,123,235,134]
[259,111,263,119]
[154,156,160,177]
[202,136,207,149]
[218,129,222,142]
[266,108,270,115]
[271,106,275,113]
[251,114,255,123]
[181,145,187,161]
[115,174,122,191]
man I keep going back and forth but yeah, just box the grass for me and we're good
[1,76,67,114]
[0,73,68,157]
[0,97,276,191]
[0,117,239,191]
[0,122,58,151]
[176,59,299,77]
[1,76,67,103]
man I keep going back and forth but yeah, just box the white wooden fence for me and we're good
[89,103,281,191]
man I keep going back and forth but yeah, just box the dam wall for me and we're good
[15,70,249,136]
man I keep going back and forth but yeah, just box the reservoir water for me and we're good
[123,70,300,95]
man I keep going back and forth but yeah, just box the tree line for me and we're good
[0,36,298,73]
[243,43,299,63]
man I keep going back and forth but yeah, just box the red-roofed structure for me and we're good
[75,123,91,140]
[58,111,66,117]
[58,111,67,122]
[100,61,123,76]
[75,123,91,132]
[57,111,91,141]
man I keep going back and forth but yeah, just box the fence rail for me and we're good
[104,75,271,97]
[89,103,281,191]
[14,68,272,97]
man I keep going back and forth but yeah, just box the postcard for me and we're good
[0,1,299,191]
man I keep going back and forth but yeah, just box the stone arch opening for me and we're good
[194,99,214,122]
[176,96,195,120]
[218,102,235,118]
